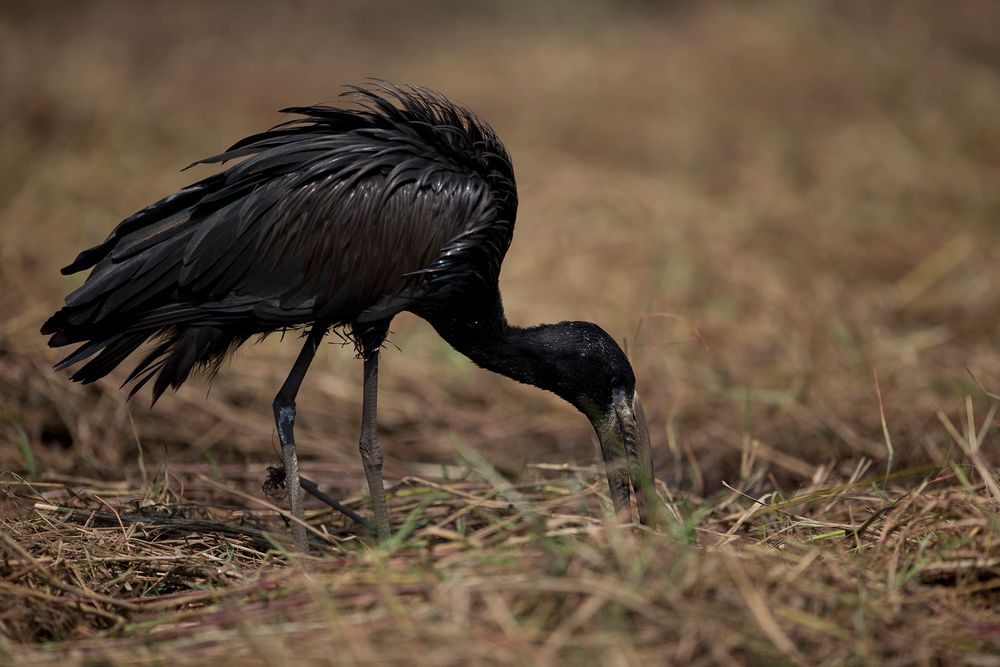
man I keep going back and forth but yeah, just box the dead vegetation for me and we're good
[3,446,999,665]
[2,1,1000,664]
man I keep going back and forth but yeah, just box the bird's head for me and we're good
[515,322,658,524]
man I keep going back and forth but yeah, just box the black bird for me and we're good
[42,83,656,549]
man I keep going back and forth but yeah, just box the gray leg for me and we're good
[359,348,391,540]
[273,327,325,552]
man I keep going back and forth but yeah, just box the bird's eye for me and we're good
[610,375,623,389]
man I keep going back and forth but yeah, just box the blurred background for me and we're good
[2,0,999,494]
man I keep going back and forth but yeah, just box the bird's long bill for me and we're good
[594,389,658,525]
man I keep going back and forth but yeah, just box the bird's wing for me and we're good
[41,85,519,399]
[171,131,504,325]
[46,91,517,341]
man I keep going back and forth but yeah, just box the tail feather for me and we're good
[65,332,150,384]
[146,326,247,403]
[48,325,247,403]
[53,336,117,371]
[123,336,177,399]
[152,329,209,401]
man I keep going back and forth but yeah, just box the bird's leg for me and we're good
[273,327,325,552]
[359,348,391,541]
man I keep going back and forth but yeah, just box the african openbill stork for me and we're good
[42,83,656,549]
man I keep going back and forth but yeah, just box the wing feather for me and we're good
[43,83,519,395]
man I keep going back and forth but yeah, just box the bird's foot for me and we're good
[263,464,370,530]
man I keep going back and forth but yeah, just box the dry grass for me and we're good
[2,453,999,665]
[2,1,1000,664]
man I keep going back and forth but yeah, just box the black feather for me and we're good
[43,83,517,398]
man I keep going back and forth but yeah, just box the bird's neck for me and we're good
[422,292,552,391]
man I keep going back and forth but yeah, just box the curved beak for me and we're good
[593,389,658,525]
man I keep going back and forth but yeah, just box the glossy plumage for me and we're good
[43,84,516,401]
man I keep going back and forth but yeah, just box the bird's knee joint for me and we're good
[273,400,296,423]
[359,436,383,468]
